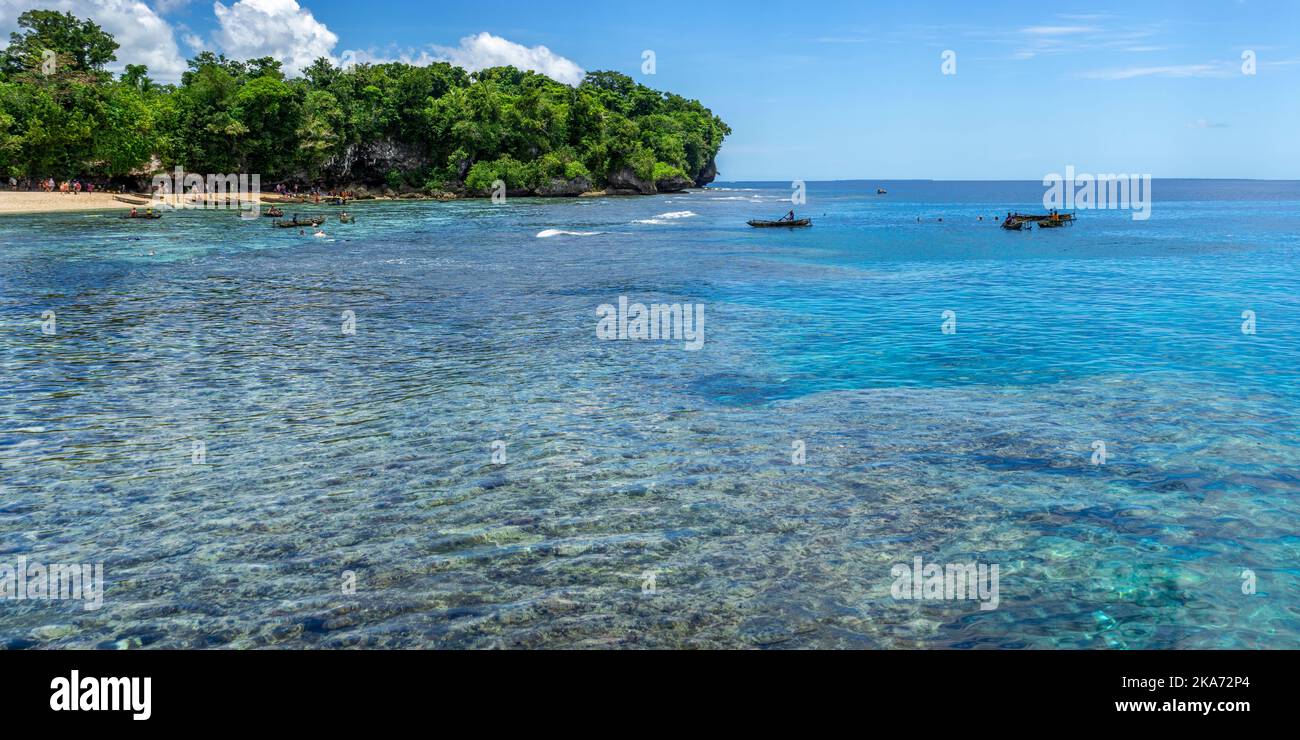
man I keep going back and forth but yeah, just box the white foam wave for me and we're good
[634,210,698,225]
[536,229,604,238]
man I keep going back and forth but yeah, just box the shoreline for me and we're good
[0,189,697,216]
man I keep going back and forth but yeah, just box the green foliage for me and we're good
[0,12,729,190]
[653,162,688,183]
[0,10,118,76]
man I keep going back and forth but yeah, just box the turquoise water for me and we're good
[1,180,1298,648]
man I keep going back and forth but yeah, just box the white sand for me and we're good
[0,192,283,215]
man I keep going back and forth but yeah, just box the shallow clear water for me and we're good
[1,180,1298,648]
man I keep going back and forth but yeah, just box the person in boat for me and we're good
[780,210,796,222]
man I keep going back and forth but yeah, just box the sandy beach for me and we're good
[0,191,143,215]
[0,192,298,215]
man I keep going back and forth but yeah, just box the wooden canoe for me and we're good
[748,218,812,228]
[273,217,325,228]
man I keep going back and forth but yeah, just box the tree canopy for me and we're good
[0,11,730,193]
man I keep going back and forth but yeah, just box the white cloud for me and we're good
[430,32,585,85]
[338,47,438,68]
[1018,25,1096,35]
[153,0,193,13]
[1080,63,1234,80]
[0,2,585,87]
[208,0,338,76]
[0,0,186,81]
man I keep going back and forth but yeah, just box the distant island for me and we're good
[0,10,730,199]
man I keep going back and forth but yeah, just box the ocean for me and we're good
[1,179,1298,648]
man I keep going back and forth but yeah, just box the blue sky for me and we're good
[6,0,1298,179]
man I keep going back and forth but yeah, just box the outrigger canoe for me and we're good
[122,212,162,219]
[273,216,326,228]
[748,218,812,228]
[1003,212,1075,230]
[264,207,285,217]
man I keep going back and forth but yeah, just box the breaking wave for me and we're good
[536,229,604,238]
[634,210,698,225]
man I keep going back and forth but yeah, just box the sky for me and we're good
[1,0,1298,180]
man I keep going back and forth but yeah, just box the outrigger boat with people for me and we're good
[273,215,327,228]
[123,208,162,219]
[338,212,355,224]
[264,207,284,217]
[748,210,812,228]
[1002,211,1076,230]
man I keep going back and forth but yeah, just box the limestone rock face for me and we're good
[323,139,427,183]
[693,157,718,187]
[535,177,592,197]
[606,167,657,195]
[655,174,695,192]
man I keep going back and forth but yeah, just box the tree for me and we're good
[0,10,118,76]
[0,12,731,190]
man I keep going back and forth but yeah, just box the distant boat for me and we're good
[1003,212,1075,230]
[273,216,326,228]
[877,188,887,195]
[748,217,812,228]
